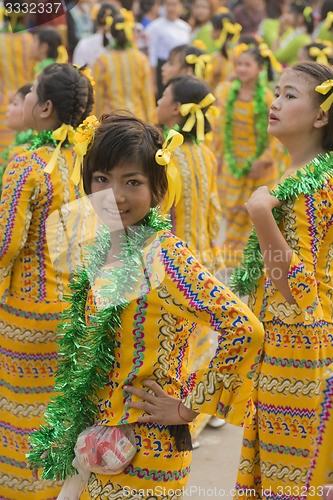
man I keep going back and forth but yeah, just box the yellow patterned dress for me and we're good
[0,146,81,499]
[206,49,234,92]
[214,82,278,268]
[235,172,333,499]
[93,48,156,123]
[78,230,264,500]
[0,31,34,158]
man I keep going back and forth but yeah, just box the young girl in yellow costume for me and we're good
[157,74,223,435]
[127,61,333,500]
[161,44,211,88]
[0,12,35,157]
[31,26,69,77]
[229,61,333,499]
[215,42,279,268]
[0,84,34,196]
[93,9,156,123]
[207,10,241,91]
[0,63,94,500]
[28,112,264,500]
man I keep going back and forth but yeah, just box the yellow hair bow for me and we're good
[56,45,68,64]
[231,22,242,43]
[72,115,100,185]
[233,42,249,59]
[44,124,76,175]
[206,105,220,119]
[217,19,242,49]
[155,129,183,213]
[185,53,211,79]
[324,11,333,30]
[105,15,113,27]
[315,80,333,112]
[180,93,215,142]
[303,6,313,22]
[309,46,332,65]
[259,43,283,72]
[115,8,135,42]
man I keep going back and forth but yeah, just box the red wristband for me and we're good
[178,401,190,423]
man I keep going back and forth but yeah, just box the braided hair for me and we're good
[36,63,94,128]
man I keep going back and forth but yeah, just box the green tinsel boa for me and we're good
[224,78,269,179]
[28,129,59,151]
[229,152,333,296]
[27,208,171,480]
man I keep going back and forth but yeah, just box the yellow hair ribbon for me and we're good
[185,53,211,79]
[72,115,100,185]
[303,6,313,22]
[206,104,220,119]
[155,130,183,213]
[231,23,242,43]
[56,45,68,64]
[115,8,135,42]
[44,124,76,175]
[315,80,333,112]
[233,42,249,59]
[259,42,283,72]
[217,19,242,49]
[324,11,333,30]
[309,46,332,65]
[180,93,215,142]
[105,15,113,27]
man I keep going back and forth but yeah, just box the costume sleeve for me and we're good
[93,57,108,119]
[139,52,157,124]
[156,232,264,425]
[285,184,333,320]
[0,154,37,299]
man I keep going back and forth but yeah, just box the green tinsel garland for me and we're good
[224,78,269,179]
[229,153,333,296]
[27,208,171,480]
[163,124,199,144]
[28,129,59,151]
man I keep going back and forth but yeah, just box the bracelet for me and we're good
[178,401,190,423]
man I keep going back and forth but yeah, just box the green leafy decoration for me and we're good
[224,78,269,179]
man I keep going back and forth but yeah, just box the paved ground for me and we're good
[186,423,243,499]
